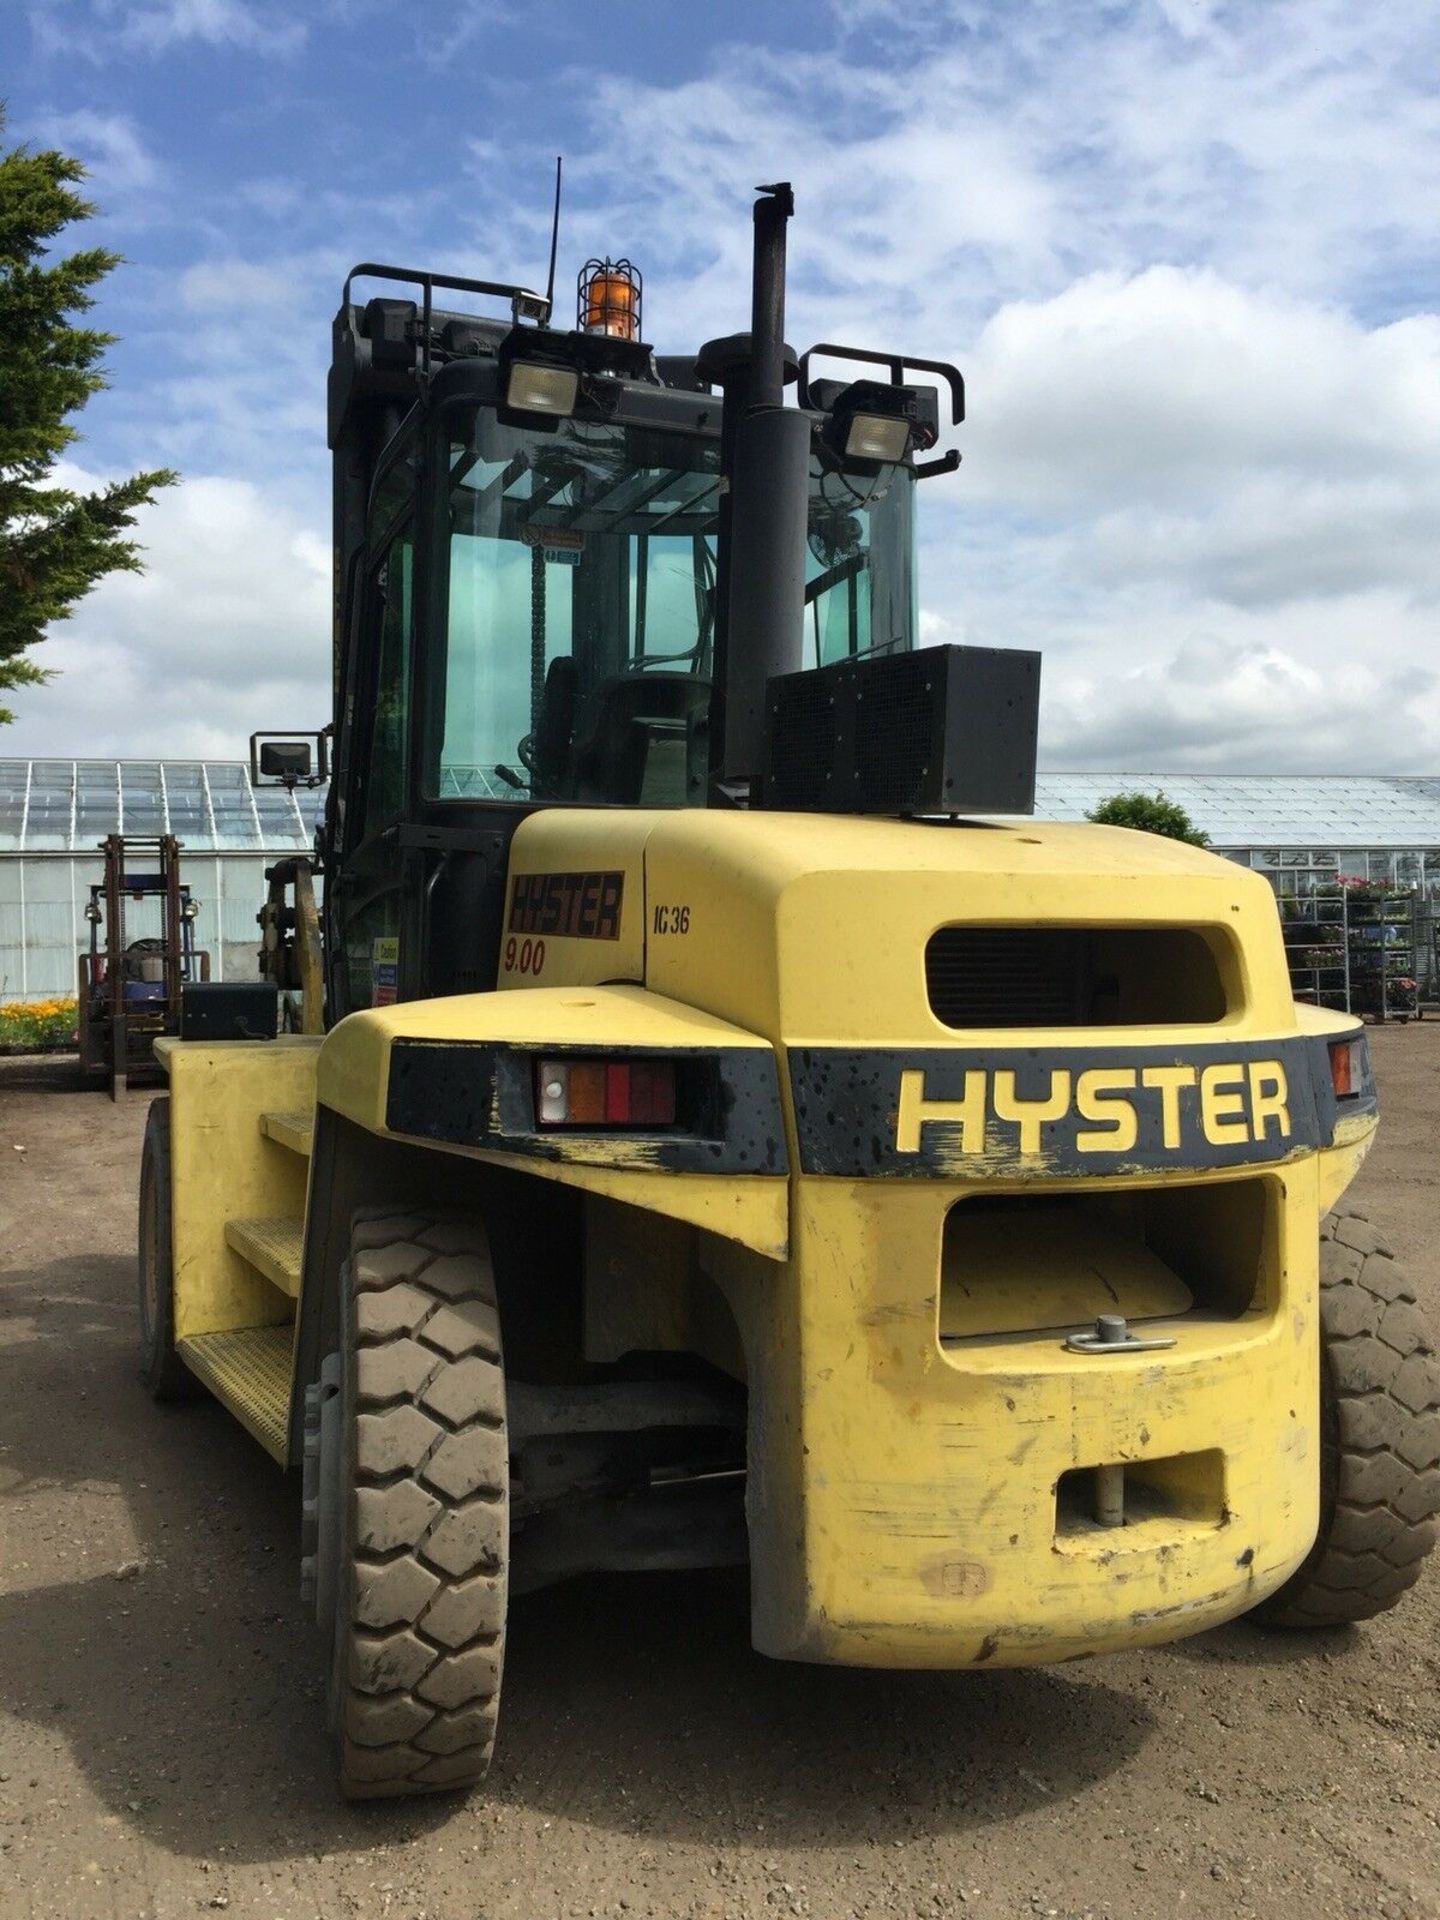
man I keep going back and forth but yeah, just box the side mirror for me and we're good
[261,741,311,782]
[250,731,330,790]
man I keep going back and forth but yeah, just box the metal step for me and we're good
[259,1109,314,1157]
[225,1215,303,1298]
[177,1325,292,1463]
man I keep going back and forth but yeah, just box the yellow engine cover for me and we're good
[342,807,1377,1665]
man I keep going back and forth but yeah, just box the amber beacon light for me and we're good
[577,257,642,339]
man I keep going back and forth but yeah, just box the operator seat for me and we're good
[573,671,711,806]
[529,655,579,798]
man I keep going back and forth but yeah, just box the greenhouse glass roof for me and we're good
[5,760,1440,856]
[1028,774,1440,849]
[0,760,325,853]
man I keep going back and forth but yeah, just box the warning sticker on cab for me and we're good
[371,936,399,1007]
[521,525,584,567]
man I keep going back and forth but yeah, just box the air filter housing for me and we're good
[762,644,1039,815]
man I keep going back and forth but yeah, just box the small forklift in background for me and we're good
[78,832,208,1099]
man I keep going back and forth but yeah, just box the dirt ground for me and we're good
[1,1031,1437,1920]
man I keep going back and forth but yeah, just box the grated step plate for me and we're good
[177,1325,292,1462]
[226,1215,303,1298]
[259,1109,314,1157]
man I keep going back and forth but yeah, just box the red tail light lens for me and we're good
[536,1057,677,1127]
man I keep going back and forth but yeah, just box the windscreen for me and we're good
[433,405,916,806]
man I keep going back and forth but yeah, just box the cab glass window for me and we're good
[430,406,916,806]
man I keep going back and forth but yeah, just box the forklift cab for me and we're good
[323,280,939,1021]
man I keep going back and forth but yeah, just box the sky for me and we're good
[4,0,1439,772]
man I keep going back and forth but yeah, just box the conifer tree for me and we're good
[0,110,175,722]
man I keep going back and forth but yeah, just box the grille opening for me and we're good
[854,672,935,811]
[924,925,1231,1028]
[1055,1450,1226,1541]
[767,676,836,810]
[939,1179,1274,1346]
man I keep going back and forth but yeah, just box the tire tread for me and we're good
[334,1210,506,1799]
[1256,1210,1440,1629]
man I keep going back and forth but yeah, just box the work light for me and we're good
[823,378,923,468]
[504,359,579,417]
[842,411,913,463]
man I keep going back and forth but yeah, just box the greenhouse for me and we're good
[1033,772,1440,1009]
[5,759,1440,1008]
[0,759,323,1003]
[1032,772,1440,901]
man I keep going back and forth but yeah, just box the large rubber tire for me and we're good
[327,1210,508,1800]
[1253,1208,1440,1628]
[137,1098,200,1401]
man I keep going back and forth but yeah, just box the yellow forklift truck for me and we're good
[79,833,207,1098]
[139,186,1440,1798]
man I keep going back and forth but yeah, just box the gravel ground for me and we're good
[0,1030,1437,1920]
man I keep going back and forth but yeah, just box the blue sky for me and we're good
[5,0,1440,770]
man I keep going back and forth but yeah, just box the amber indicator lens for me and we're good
[536,1057,677,1126]
[1328,1039,1360,1096]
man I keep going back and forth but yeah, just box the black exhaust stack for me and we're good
[701,184,811,794]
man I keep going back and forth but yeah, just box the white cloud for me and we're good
[8,0,1440,779]
[29,0,306,60]
[1035,596,1440,772]
[904,262,1440,771]
[418,0,517,65]
[485,0,1439,350]
[178,257,295,311]
[6,469,331,760]
[964,272,1440,512]
[31,110,158,191]
[123,0,304,52]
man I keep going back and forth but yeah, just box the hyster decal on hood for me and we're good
[508,870,624,940]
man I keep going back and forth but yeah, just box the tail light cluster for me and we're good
[535,1057,678,1128]
[1328,1037,1365,1097]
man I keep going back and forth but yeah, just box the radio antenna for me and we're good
[545,156,563,319]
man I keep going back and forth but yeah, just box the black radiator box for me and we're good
[762,643,1040,815]
[180,981,280,1041]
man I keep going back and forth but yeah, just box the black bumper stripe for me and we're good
[789,1036,1373,1178]
[386,1040,789,1175]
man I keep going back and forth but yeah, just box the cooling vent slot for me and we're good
[925,926,1231,1028]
